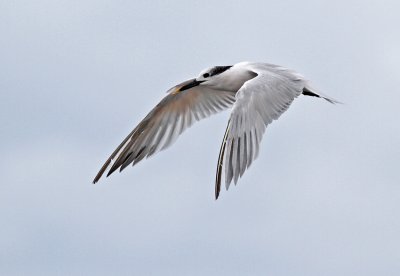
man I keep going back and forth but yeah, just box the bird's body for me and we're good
[93,61,338,199]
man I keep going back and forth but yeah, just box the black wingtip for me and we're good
[92,159,113,184]
[92,174,101,184]
[215,187,220,200]
[106,168,116,178]
[214,120,230,201]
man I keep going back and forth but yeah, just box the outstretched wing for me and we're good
[215,63,318,198]
[94,79,236,183]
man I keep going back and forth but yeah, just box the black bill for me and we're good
[178,78,204,92]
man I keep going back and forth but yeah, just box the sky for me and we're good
[1,0,400,275]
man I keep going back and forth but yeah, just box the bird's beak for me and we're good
[178,78,204,92]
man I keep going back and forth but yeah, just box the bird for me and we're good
[93,61,339,199]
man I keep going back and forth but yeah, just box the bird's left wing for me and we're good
[94,79,236,183]
[215,63,306,198]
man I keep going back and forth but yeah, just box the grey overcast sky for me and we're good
[1,0,400,275]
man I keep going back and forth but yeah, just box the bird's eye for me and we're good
[203,73,210,78]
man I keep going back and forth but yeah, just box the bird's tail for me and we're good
[303,84,342,104]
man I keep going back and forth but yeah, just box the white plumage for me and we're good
[93,61,339,199]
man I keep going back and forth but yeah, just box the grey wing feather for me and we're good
[215,63,339,198]
[215,64,309,196]
[93,83,236,183]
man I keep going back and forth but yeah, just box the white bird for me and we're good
[93,61,339,199]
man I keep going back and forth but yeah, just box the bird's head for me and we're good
[175,65,233,92]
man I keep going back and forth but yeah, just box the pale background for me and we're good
[1,0,399,275]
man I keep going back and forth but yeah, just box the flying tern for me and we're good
[93,61,339,199]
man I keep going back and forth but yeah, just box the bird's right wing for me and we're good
[93,79,236,183]
[215,63,307,198]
